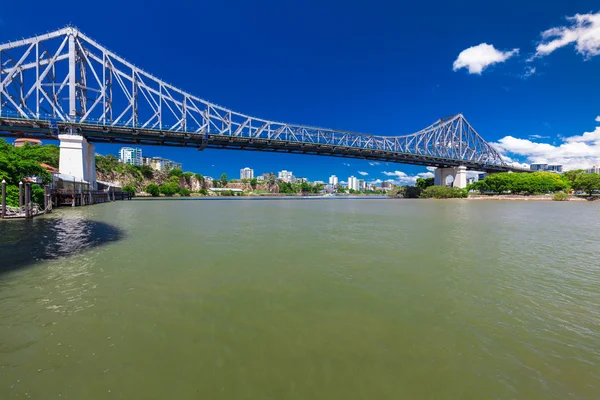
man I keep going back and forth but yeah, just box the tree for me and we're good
[139,165,154,179]
[179,188,191,196]
[574,173,600,195]
[194,173,205,182]
[122,185,136,196]
[563,170,585,188]
[416,177,434,189]
[169,168,183,177]
[220,173,228,187]
[146,184,160,197]
[250,178,257,188]
[159,181,179,196]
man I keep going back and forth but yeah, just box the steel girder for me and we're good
[0,27,508,169]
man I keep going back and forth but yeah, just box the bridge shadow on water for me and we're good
[0,216,124,275]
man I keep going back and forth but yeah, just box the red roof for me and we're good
[40,163,59,173]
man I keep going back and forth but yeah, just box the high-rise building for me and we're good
[329,175,338,186]
[148,156,181,172]
[347,176,359,191]
[240,167,254,180]
[119,147,142,166]
[278,170,294,183]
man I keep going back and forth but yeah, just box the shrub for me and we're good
[420,186,468,199]
[194,173,204,182]
[168,168,183,177]
[220,190,234,196]
[553,192,569,201]
[122,185,136,196]
[159,182,179,196]
[179,188,191,196]
[146,184,160,197]
[198,188,208,195]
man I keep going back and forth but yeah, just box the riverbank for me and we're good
[467,194,598,201]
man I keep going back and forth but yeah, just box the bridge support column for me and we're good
[453,166,467,189]
[433,166,467,188]
[59,135,97,190]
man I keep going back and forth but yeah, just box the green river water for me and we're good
[1,198,599,399]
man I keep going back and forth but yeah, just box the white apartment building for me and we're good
[119,147,142,166]
[347,176,359,191]
[329,175,338,186]
[278,170,294,183]
[240,167,254,180]
[586,165,600,174]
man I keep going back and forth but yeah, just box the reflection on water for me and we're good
[0,215,123,273]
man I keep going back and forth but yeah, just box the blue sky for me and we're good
[2,0,600,184]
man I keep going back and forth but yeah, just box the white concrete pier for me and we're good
[434,166,467,188]
[58,135,97,189]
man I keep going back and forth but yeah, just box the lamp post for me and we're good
[1,180,6,218]
[19,181,23,211]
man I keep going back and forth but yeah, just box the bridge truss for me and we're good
[0,27,516,171]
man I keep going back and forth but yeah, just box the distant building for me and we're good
[278,170,294,183]
[358,179,366,191]
[381,181,393,190]
[240,167,254,180]
[546,164,563,173]
[530,163,547,171]
[530,163,563,173]
[478,173,487,181]
[313,180,325,185]
[586,165,600,174]
[119,147,142,166]
[329,175,339,186]
[467,177,476,185]
[256,176,265,182]
[14,138,42,147]
[347,176,359,191]
[296,177,308,183]
[146,156,181,172]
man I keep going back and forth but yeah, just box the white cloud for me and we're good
[370,179,383,184]
[528,134,550,139]
[382,170,434,185]
[358,171,368,176]
[368,162,380,166]
[492,126,600,170]
[342,163,350,166]
[534,13,600,59]
[453,43,519,74]
[523,66,536,78]
[595,116,600,123]
[426,166,436,172]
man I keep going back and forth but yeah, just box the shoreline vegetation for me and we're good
[389,172,600,201]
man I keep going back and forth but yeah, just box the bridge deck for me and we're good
[0,117,524,173]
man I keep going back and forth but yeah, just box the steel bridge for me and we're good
[0,27,521,173]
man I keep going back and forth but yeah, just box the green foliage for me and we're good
[5,185,19,207]
[194,173,204,182]
[420,186,468,199]
[220,173,228,187]
[139,165,154,179]
[388,185,421,198]
[0,139,53,186]
[268,173,276,185]
[183,172,194,181]
[573,173,600,195]
[220,190,234,196]
[169,168,184,177]
[553,192,569,201]
[198,188,208,195]
[467,172,568,195]
[122,185,136,195]
[31,184,45,205]
[415,177,434,190]
[563,169,585,188]
[146,184,160,197]
[179,188,191,196]
[95,154,122,173]
[250,178,257,188]
[159,181,179,196]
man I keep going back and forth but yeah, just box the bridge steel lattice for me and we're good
[0,27,518,172]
